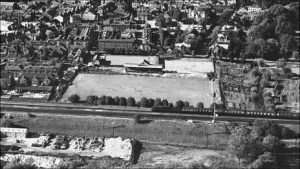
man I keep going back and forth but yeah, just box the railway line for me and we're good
[1,101,299,125]
[0,100,152,112]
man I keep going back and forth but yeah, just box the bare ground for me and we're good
[136,143,224,168]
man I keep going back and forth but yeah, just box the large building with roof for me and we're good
[0,2,14,10]
[124,59,163,73]
[0,127,28,138]
[98,39,136,51]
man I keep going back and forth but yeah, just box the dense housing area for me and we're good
[0,0,299,168]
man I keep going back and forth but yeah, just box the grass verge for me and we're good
[4,113,229,148]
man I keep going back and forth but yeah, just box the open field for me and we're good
[4,113,229,148]
[62,74,213,107]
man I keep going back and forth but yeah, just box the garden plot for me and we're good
[62,74,214,107]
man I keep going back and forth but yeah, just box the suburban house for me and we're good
[0,72,14,90]
[4,65,23,77]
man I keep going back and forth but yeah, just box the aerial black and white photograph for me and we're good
[0,0,299,168]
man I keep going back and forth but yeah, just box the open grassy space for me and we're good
[62,74,213,107]
[6,113,229,148]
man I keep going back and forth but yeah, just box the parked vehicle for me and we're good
[60,142,69,150]
[31,134,51,147]
[50,135,67,150]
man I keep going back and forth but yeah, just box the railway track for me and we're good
[1,101,299,125]
[0,100,152,112]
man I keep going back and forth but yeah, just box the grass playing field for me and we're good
[62,74,214,107]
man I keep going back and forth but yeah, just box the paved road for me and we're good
[1,102,299,125]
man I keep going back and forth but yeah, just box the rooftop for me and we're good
[16,86,53,92]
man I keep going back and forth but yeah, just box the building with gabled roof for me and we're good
[4,65,23,77]
[124,59,163,73]
[0,2,14,10]
[98,39,136,51]
[22,66,58,77]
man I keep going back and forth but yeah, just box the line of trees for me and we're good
[68,94,209,109]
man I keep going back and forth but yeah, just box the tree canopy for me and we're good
[248,152,277,169]
[245,3,298,60]
[140,97,149,107]
[68,94,81,103]
[228,125,262,162]
[127,97,136,106]
[168,7,183,21]
[86,95,98,105]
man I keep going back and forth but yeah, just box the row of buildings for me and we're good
[1,65,59,100]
